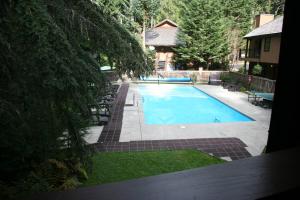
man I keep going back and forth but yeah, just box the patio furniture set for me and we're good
[246,91,274,108]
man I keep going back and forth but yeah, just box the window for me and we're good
[264,37,271,52]
[157,61,165,70]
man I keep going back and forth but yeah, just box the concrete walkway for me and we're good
[120,83,272,156]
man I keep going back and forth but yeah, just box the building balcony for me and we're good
[239,49,261,60]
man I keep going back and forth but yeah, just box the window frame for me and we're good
[157,61,166,70]
[264,37,271,52]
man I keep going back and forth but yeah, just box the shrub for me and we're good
[190,73,197,83]
[220,73,229,82]
[238,67,245,74]
[249,84,259,92]
[240,87,247,92]
[252,64,262,75]
[0,158,90,199]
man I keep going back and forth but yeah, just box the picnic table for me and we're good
[254,92,274,101]
[247,91,273,101]
[246,91,274,108]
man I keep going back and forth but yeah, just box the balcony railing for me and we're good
[248,49,261,59]
[239,49,261,59]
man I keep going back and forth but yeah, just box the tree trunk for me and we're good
[142,20,146,50]
[151,16,154,28]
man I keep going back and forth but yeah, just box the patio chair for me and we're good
[222,81,232,89]
[90,105,110,125]
[97,97,114,107]
[91,115,109,125]
[227,82,240,92]
[246,90,257,102]
[101,94,115,102]
[246,90,264,105]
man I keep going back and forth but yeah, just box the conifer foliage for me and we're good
[0,0,151,197]
[175,0,231,69]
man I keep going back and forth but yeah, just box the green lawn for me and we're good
[83,150,225,187]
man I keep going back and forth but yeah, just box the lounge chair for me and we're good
[90,114,109,125]
[89,105,110,125]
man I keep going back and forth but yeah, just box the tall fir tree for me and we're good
[156,0,181,24]
[255,0,285,15]
[175,0,230,69]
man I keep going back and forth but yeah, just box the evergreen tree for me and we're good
[255,0,285,15]
[156,0,181,24]
[175,0,230,69]
[222,0,256,68]
[0,0,152,196]
[131,0,160,29]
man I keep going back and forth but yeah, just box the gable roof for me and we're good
[145,19,179,47]
[154,19,178,28]
[244,16,283,38]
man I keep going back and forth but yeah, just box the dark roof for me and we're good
[145,27,179,46]
[145,19,179,46]
[244,16,283,38]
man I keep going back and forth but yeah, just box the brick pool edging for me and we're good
[93,138,251,160]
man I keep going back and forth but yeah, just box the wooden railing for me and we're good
[247,49,261,59]
[228,72,276,93]
[31,147,300,200]
[239,49,261,59]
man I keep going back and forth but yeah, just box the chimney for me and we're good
[253,14,275,28]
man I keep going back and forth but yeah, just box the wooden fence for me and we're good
[122,70,276,93]
[153,70,226,83]
[228,72,276,93]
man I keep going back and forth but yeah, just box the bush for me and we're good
[238,67,245,74]
[252,64,262,75]
[240,87,247,92]
[0,158,90,199]
[190,73,197,83]
[220,73,231,82]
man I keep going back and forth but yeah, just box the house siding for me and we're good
[159,23,175,28]
[260,36,281,64]
[155,47,174,70]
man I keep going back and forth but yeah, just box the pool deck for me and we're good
[119,83,271,157]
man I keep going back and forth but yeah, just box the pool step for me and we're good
[125,92,135,106]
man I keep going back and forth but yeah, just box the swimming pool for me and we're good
[139,84,253,125]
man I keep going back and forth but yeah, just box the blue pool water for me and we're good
[139,85,253,125]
